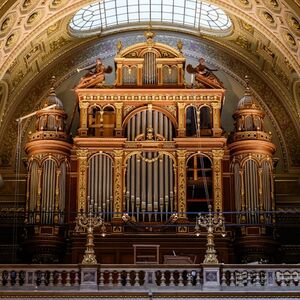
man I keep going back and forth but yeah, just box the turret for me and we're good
[23,77,72,263]
[228,76,277,263]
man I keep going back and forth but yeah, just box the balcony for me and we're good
[0,264,299,298]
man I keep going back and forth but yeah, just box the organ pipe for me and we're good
[88,154,113,221]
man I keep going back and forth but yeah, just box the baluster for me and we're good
[236,271,243,287]
[134,271,139,286]
[108,271,113,286]
[74,271,80,286]
[57,271,62,286]
[7,271,12,287]
[242,271,247,286]
[254,271,260,287]
[247,271,252,286]
[284,271,290,286]
[99,271,104,287]
[40,272,46,287]
[125,271,131,286]
[161,271,166,287]
[65,271,71,287]
[229,271,235,286]
[117,271,122,287]
[187,271,193,286]
[178,271,184,286]
[15,271,20,287]
[221,271,227,287]
[196,271,201,286]
[169,271,175,286]
[292,271,299,286]
[49,271,54,287]
[289,272,295,287]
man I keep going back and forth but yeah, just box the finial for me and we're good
[117,40,122,53]
[244,75,251,95]
[144,24,155,43]
[49,75,56,95]
[177,40,183,53]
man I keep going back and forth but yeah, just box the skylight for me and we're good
[69,0,232,37]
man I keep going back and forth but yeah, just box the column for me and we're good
[78,102,89,136]
[77,149,89,211]
[211,102,222,137]
[114,102,123,137]
[177,102,185,137]
[177,150,187,218]
[212,149,224,211]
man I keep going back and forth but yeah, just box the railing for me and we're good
[0,264,299,292]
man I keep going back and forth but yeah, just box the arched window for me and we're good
[186,106,197,137]
[126,109,174,141]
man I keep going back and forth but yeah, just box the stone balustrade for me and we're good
[0,264,299,292]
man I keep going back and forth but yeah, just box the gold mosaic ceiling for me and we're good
[0,0,299,169]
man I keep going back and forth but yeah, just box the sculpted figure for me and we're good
[76,58,112,89]
[187,58,224,89]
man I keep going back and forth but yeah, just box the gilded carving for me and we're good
[263,12,275,24]
[76,149,89,211]
[27,12,38,24]
[235,36,251,50]
[286,33,296,46]
[1,17,10,33]
[240,20,254,34]
[177,150,187,218]
[113,150,123,218]
[288,16,300,32]
[212,149,224,211]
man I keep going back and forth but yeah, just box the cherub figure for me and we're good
[76,58,112,89]
[187,58,224,89]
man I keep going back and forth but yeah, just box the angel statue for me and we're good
[76,58,112,89]
[187,58,224,89]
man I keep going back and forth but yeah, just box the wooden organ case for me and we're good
[72,32,229,264]
[23,32,277,264]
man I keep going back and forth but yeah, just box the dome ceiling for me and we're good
[0,0,299,171]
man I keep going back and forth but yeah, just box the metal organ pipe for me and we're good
[88,154,113,221]
[125,109,175,222]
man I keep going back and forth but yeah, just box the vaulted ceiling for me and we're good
[0,0,299,171]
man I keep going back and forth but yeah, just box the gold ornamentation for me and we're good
[5,34,15,47]
[75,206,105,265]
[195,204,225,264]
[177,150,187,218]
[113,150,123,218]
[240,20,254,34]
[235,36,251,50]
[263,12,275,24]
[77,149,89,211]
[270,0,279,8]
[1,17,10,32]
[286,33,296,46]
[289,16,300,31]
[27,12,38,24]
[212,149,224,211]
[22,0,32,8]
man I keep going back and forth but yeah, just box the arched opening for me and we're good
[186,154,212,221]
[125,109,175,141]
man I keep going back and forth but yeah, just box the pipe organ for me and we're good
[23,33,277,264]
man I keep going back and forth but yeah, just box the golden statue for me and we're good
[76,58,112,89]
[187,58,224,89]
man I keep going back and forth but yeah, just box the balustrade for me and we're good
[0,264,299,292]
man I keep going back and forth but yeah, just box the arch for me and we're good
[122,106,177,130]
[186,153,212,220]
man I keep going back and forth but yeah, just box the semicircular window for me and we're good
[69,0,232,37]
